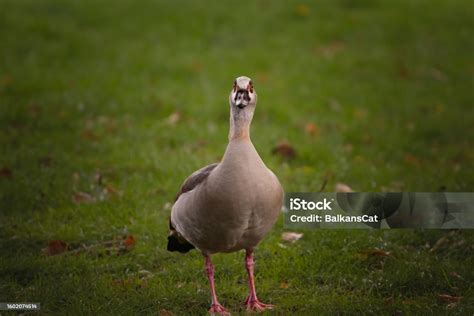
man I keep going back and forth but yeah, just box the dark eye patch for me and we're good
[234,90,250,102]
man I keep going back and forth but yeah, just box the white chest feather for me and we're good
[171,139,283,254]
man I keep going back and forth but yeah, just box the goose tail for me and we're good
[167,219,195,253]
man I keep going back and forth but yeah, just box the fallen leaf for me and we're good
[81,129,99,141]
[124,235,136,249]
[437,294,462,303]
[159,309,174,316]
[446,302,459,309]
[281,232,303,243]
[104,185,123,198]
[190,61,203,73]
[1,74,12,85]
[384,296,395,306]
[112,278,134,288]
[353,108,367,119]
[404,153,421,167]
[279,282,290,289]
[272,140,296,160]
[430,236,449,252]
[449,271,462,279]
[72,172,80,183]
[295,4,310,17]
[435,103,445,114]
[72,191,96,204]
[406,122,415,131]
[167,112,180,125]
[335,182,353,192]
[44,240,68,256]
[304,122,319,137]
[343,144,354,153]
[0,166,13,179]
[398,63,410,79]
[430,68,447,81]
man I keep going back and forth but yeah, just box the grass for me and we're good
[0,0,473,314]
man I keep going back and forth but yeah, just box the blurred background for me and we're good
[0,0,473,314]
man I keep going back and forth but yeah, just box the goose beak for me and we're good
[236,98,248,109]
[235,90,250,109]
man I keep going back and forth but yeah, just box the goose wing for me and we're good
[168,163,219,253]
[174,163,219,202]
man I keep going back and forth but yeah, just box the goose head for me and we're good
[229,76,257,110]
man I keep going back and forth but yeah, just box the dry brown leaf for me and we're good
[335,182,353,192]
[124,235,136,249]
[435,103,445,114]
[304,122,319,137]
[104,185,123,198]
[81,129,99,141]
[437,294,462,303]
[0,166,13,179]
[398,63,410,79]
[446,302,459,310]
[356,249,391,261]
[159,309,174,316]
[430,236,449,252]
[112,278,134,288]
[1,74,12,85]
[404,153,421,167]
[44,240,68,256]
[279,282,290,289]
[72,191,96,204]
[191,61,203,73]
[272,140,296,160]
[384,296,394,306]
[449,272,462,280]
[167,112,181,125]
[281,232,303,243]
[343,144,354,153]
[430,68,447,81]
[295,4,310,17]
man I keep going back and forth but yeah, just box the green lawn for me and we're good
[1,0,473,314]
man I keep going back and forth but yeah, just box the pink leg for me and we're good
[243,251,275,312]
[205,255,229,315]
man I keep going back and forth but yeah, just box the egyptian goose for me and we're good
[167,76,283,314]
